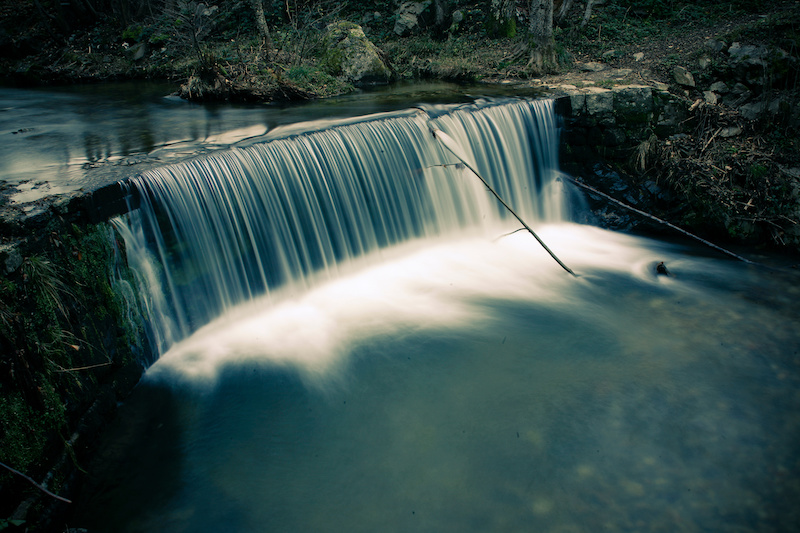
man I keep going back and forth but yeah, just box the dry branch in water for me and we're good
[430,127,576,276]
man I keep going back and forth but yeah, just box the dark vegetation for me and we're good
[0,219,144,532]
[0,0,799,530]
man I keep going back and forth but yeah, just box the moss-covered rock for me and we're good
[320,21,394,86]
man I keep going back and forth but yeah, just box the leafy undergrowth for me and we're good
[645,101,800,247]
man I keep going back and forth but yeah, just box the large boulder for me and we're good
[320,21,394,86]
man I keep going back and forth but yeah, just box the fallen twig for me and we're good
[0,461,72,504]
[430,127,576,276]
[53,361,113,373]
[561,174,759,265]
[701,127,722,155]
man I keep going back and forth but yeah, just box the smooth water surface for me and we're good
[0,81,539,203]
[71,225,800,533]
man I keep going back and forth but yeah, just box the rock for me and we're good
[672,66,695,87]
[633,52,644,62]
[393,1,432,36]
[584,87,614,115]
[703,91,718,105]
[0,243,23,274]
[704,38,727,54]
[724,82,752,107]
[709,81,729,93]
[321,22,393,86]
[643,180,662,197]
[730,82,750,95]
[127,42,147,61]
[768,98,789,115]
[614,85,654,124]
[720,126,743,138]
[726,42,788,86]
[610,68,632,78]
[603,128,627,147]
[739,101,767,121]
[361,12,382,26]
[728,42,769,68]
[655,93,688,136]
[698,54,712,69]
[568,92,586,115]
[577,61,607,72]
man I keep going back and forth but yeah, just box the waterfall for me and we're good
[113,98,568,362]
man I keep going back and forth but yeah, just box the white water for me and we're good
[146,223,682,387]
[114,98,570,362]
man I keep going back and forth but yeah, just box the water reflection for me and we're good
[0,81,539,204]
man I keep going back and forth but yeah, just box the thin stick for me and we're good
[53,361,113,373]
[0,461,72,504]
[701,127,722,155]
[561,174,759,265]
[430,128,576,276]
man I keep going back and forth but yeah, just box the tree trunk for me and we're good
[528,0,556,74]
[489,0,516,37]
[580,0,598,28]
[555,0,574,22]
[248,0,274,53]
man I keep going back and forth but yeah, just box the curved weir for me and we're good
[114,98,568,360]
[76,96,800,533]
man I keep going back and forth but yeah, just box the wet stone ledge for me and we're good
[553,84,687,164]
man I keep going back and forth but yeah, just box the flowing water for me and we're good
[68,96,800,533]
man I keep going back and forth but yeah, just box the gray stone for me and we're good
[633,52,644,62]
[703,91,718,105]
[739,101,767,120]
[127,42,147,61]
[577,61,607,72]
[769,98,788,115]
[361,12,382,25]
[321,22,393,85]
[720,126,743,138]
[709,81,729,93]
[393,1,432,36]
[614,85,654,123]
[724,82,752,107]
[704,38,727,54]
[568,92,586,115]
[672,66,695,87]
[584,88,614,115]
[698,54,712,69]
[731,82,750,95]
[0,243,23,275]
[728,42,769,68]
